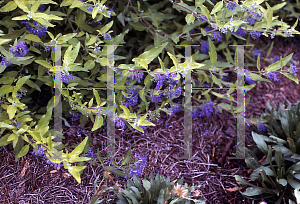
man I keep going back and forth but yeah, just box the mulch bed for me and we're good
[0,36,300,204]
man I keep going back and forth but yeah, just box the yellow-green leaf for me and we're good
[0,1,17,12]
[282,73,299,84]
[7,105,17,119]
[211,1,223,15]
[91,115,103,131]
[0,122,15,129]
[92,6,99,19]
[16,145,29,158]
[25,34,41,42]
[208,38,217,65]
[15,75,31,91]
[185,14,195,25]
[99,20,113,35]
[14,0,29,12]
[69,136,89,157]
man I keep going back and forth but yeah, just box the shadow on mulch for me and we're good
[0,36,299,204]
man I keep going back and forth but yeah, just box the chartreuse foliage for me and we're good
[0,0,299,186]
[236,101,300,203]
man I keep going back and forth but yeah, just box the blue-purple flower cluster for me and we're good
[130,72,144,83]
[14,121,22,129]
[257,121,267,132]
[71,111,81,122]
[253,48,261,60]
[102,33,112,41]
[266,71,280,81]
[124,153,147,179]
[225,2,237,10]
[9,42,29,57]
[123,88,139,107]
[21,20,48,37]
[38,4,46,12]
[232,27,246,36]
[211,32,223,42]
[150,91,163,102]
[200,41,209,55]
[1,57,11,67]
[192,100,218,118]
[289,63,298,76]
[31,146,63,169]
[245,72,255,84]
[115,115,126,130]
[197,14,207,22]
[151,70,179,90]
[53,71,74,83]
[250,31,262,40]
[168,104,181,117]
[87,148,94,158]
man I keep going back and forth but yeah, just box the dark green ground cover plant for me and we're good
[0,0,300,202]
[236,100,300,203]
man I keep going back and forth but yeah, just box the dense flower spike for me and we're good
[38,4,46,12]
[21,20,48,37]
[245,72,255,84]
[225,2,237,10]
[250,31,262,40]
[211,32,222,42]
[266,71,280,81]
[169,104,181,116]
[9,41,29,57]
[70,111,81,122]
[197,14,207,22]
[115,115,126,130]
[124,154,147,179]
[200,41,209,54]
[192,100,218,118]
[150,91,163,102]
[289,63,298,76]
[123,88,139,107]
[130,72,144,83]
[253,48,261,60]
[257,121,267,132]
[102,33,112,41]
[53,71,74,83]
[87,148,94,158]
[232,27,246,36]
[1,57,11,67]
[31,146,63,169]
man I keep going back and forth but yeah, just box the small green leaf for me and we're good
[121,147,131,165]
[25,34,41,42]
[57,33,77,44]
[14,0,29,12]
[211,1,223,15]
[84,60,95,70]
[199,4,209,20]
[208,38,217,65]
[282,73,299,84]
[185,14,195,25]
[0,1,17,12]
[16,144,29,158]
[91,115,103,131]
[69,137,89,157]
[265,53,293,71]
[98,20,113,35]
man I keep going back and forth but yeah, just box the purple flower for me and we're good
[131,72,144,83]
[200,41,209,54]
[38,4,46,12]
[9,41,29,57]
[244,10,263,25]
[22,20,47,37]
[1,57,11,67]
[87,148,94,158]
[197,14,207,22]
[44,44,58,52]
[115,115,126,130]
[14,121,22,128]
[71,111,81,122]
[232,27,246,36]
[123,88,139,107]
[245,72,255,84]
[102,33,111,41]
[273,55,279,62]
[150,91,163,102]
[250,31,262,40]
[266,71,280,81]
[124,154,147,179]
[87,6,93,11]
[225,2,237,10]
[192,100,218,118]
[169,104,181,117]
[289,63,298,76]
[53,71,74,83]
[253,48,261,60]
[257,121,267,132]
[211,32,222,42]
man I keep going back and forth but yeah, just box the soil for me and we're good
[0,36,300,204]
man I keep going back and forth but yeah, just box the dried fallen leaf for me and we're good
[225,187,243,193]
[50,170,57,174]
[19,160,30,178]
[62,172,71,178]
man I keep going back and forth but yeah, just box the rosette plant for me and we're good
[236,101,300,203]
